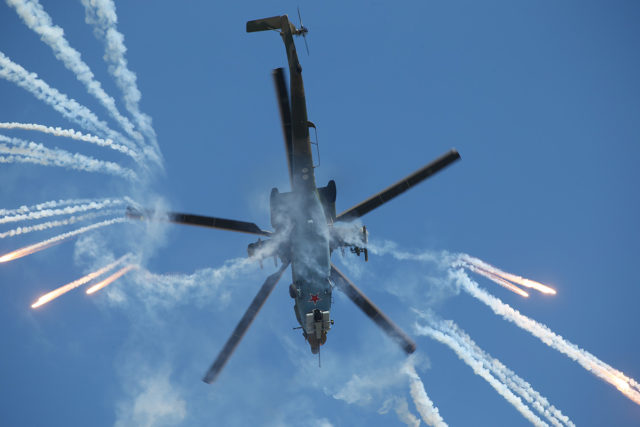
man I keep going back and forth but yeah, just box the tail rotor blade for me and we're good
[330,263,416,354]
[336,149,461,222]
[297,7,309,55]
[203,262,290,384]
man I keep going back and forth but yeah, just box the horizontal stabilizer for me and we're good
[246,16,282,33]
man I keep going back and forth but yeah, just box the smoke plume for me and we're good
[415,314,574,426]
[6,0,146,149]
[80,0,162,166]
[0,197,123,224]
[451,268,640,406]
[403,358,448,427]
[0,51,138,154]
[0,210,119,238]
[0,134,137,180]
[0,122,140,160]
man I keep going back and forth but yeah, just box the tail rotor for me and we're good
[297,7,310,55]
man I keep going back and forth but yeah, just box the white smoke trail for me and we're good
[0,51,140,156]
[1,153,64,168]
[0,122,140,160]
[394,398,421,427]
[0,197,99,217]
[0,198,123,224]
[134,256,258,306]
[80,0,162,166]
[0,210,120,238]
[0,143,43,158]
[0,134,138,180]
[0,217,126,263]
[6,0,145,148]
[416,315,574,427]
[123,229,293,308]
[402,359,448,427]
[414,322,547,426]
[451,268,640,406]
[379,397,420,427]
[357,239,640,408]
[0,143,136,180]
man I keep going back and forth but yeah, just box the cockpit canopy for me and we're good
[304,308,331,354]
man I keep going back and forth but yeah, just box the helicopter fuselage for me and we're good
[264,15,334,353]
[130,12,455,383]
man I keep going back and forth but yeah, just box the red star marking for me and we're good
[309,294,321,305]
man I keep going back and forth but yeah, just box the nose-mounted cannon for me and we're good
[304,308,332,354]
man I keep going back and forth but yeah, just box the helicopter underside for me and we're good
[126,12,459,384]
[270,183,335,353]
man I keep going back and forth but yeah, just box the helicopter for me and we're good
[126,13,460,384]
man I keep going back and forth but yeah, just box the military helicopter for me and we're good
[127,13,460,384]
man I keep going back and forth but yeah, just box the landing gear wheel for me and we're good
[289,284,297,299]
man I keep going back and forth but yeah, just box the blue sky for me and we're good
[1,1,639,426]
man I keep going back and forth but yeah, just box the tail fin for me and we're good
[246,16,283,33]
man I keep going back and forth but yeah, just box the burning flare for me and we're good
[0,239,59,263]
[86,264,137,295]
[458,254,556,296]
[31,254,131,308]
[0,218,125,263]
[466,264,529,298]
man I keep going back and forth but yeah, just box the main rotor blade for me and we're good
[203,262,290,384]
[126,206,271,236]
[336,149,461,222]
[330,263,416,354]
[272,68,294,185]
